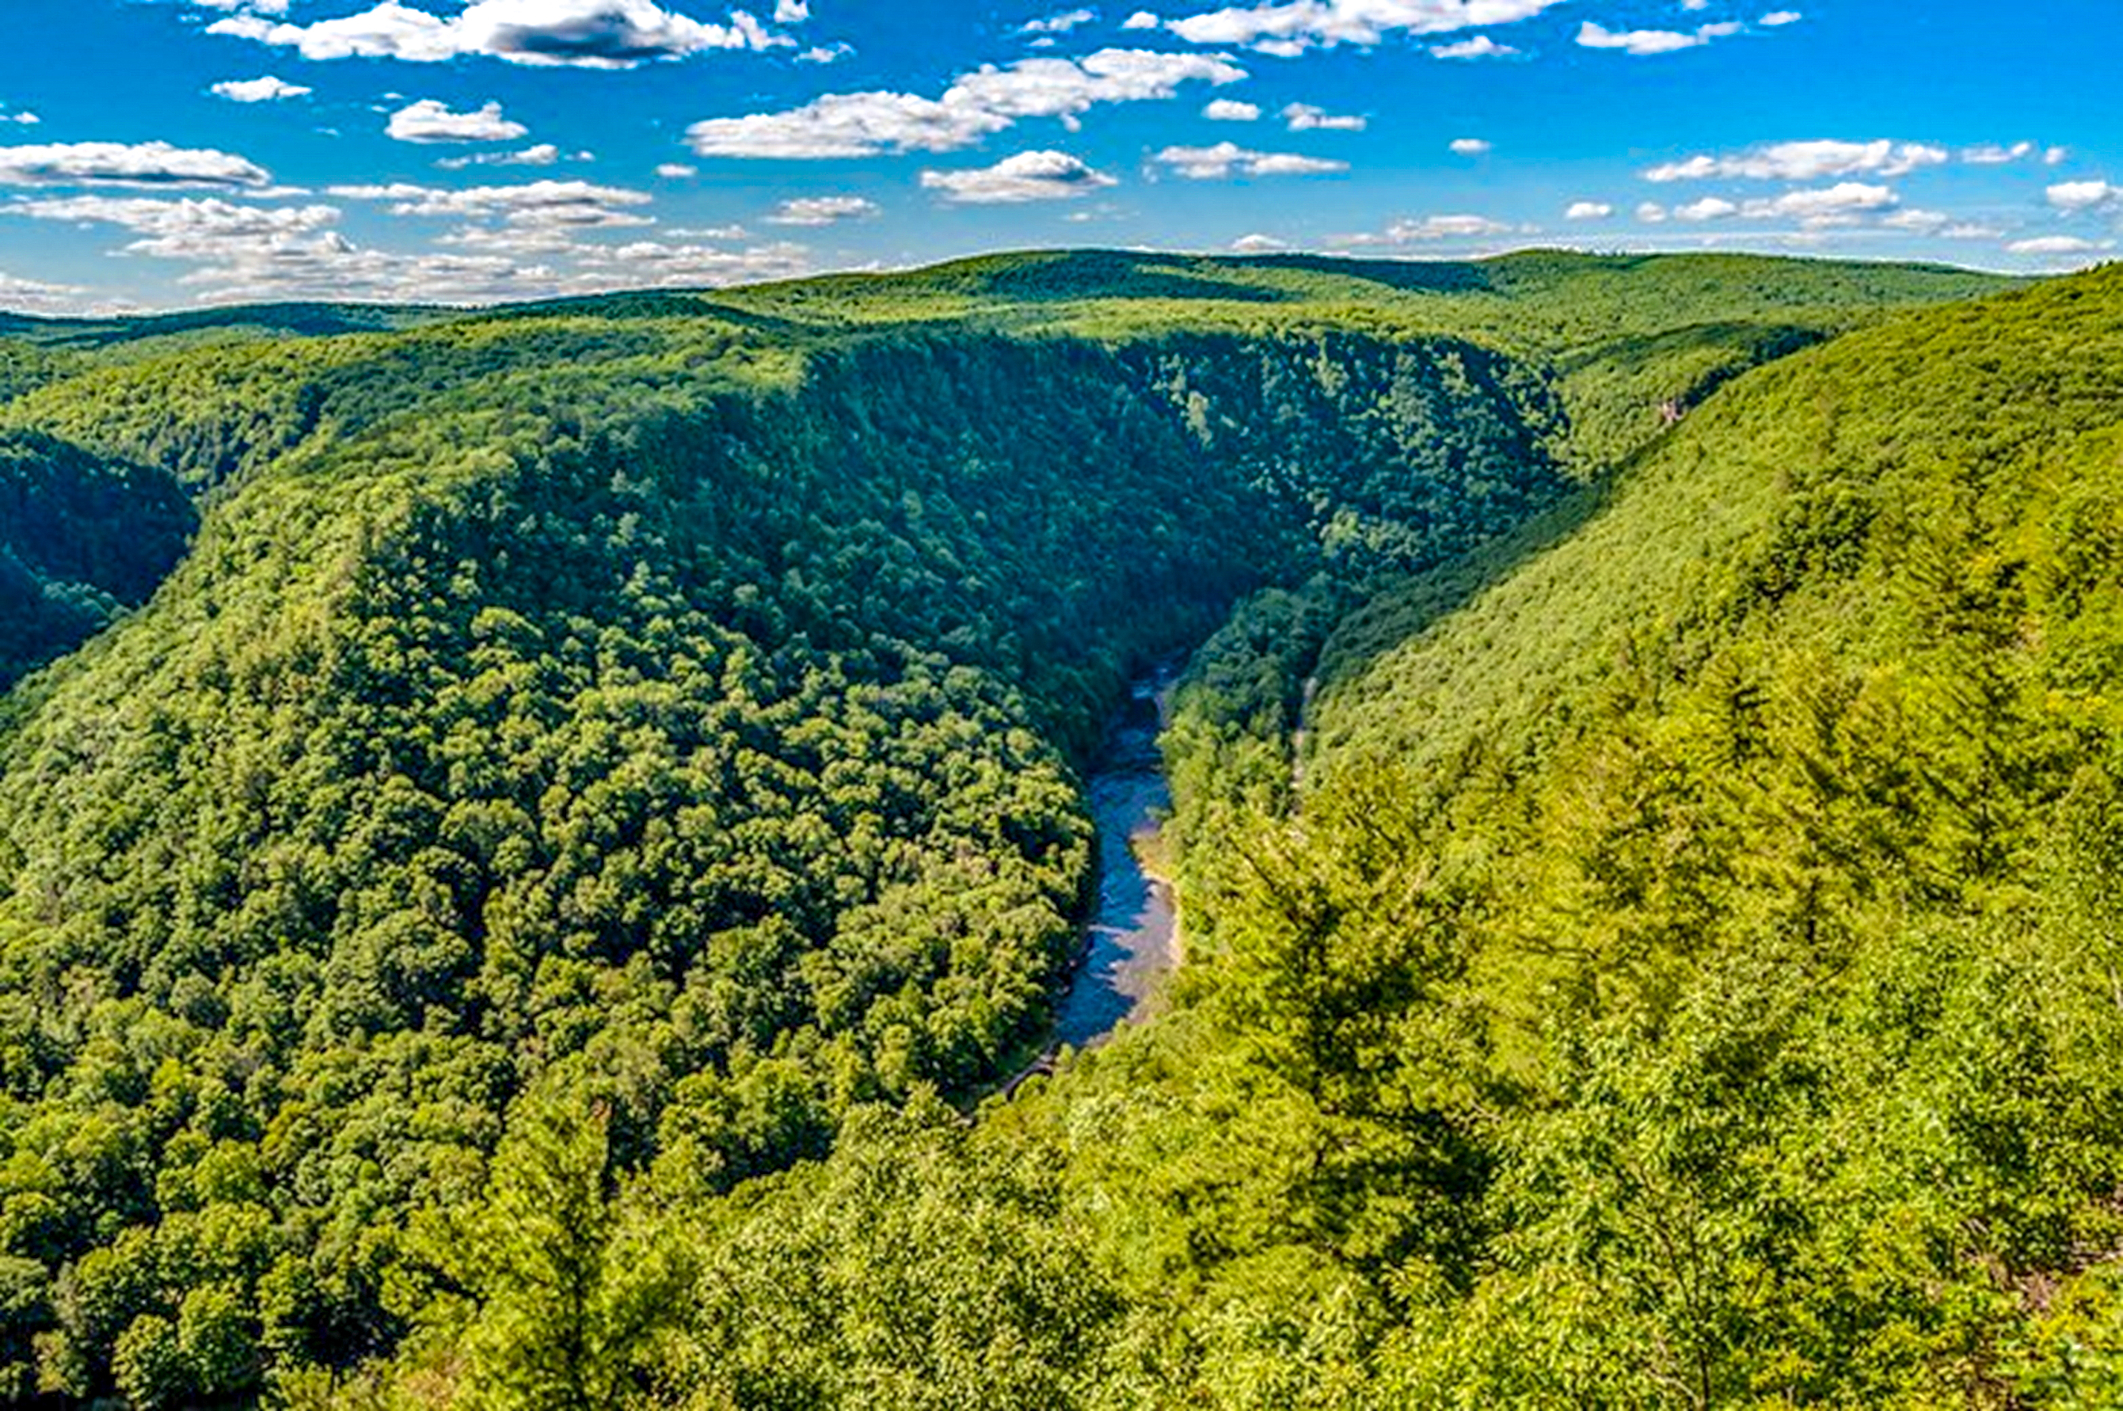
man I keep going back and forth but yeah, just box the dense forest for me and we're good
[3,248,2115,1407]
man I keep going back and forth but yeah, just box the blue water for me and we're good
[1052,676,1178,1050]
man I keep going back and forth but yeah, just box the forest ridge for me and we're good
[0,249,2118,1407]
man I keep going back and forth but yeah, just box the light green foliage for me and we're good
[0,249,2034,1406]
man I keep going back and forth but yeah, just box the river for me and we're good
[1050,668,1180,1051]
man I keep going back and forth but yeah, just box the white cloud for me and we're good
[774,0,809,19]
[798,42,852,62]
[1429,34,1516,57]
[764,194,879,224]
[387,99,529,144]
[1018,8,1097,34]
[1448,136,1490,155]
[686,48,1244,159]
[1152,141,1346,178]
[1962,140,2035,165]
[1157,0,1566,55]
[1344,212,1512,245]
[1564,200,1611,220]
[0,194,490,304]
[9,194,341,256]
[2046,146,2070,166]
[1636,201,1668,223]
[1577,19,1740,54]
[208,0,789,70]
[436,143,563,169]
[1285,103,1365,131]
[656,162,698,178]
[1122,9,1160,25]
[0,140,271,189]
[1674,196,1737,221]
[186,0,293,13]
[564,238,811,289]
[1644,139,1948,183]
[921,149,1118,202]
[2048,179,2119,213]
[1759,9,1801,24]
[1731,181,1897,227]
[0,269,83,312]
[2007,235,2111,256]
[1204,98,1261,120]
[1231,232,1286,251]
[330,179,654,235]
[3,162,815,305]
[210,75,313,103]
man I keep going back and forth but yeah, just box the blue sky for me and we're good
[0,0,2117,311]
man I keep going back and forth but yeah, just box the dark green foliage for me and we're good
[1132,261,2123,1405]
[0,285,1589,1398]
[0,249,2029,1406]
[0,429,193,685]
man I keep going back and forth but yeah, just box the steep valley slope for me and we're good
[0,249,2047,1407]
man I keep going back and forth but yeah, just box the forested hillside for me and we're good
[0,248,2060,1407]
[637,259,2123,1411]
[0,431,193,684]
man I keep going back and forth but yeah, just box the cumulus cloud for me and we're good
[1,111,38,127]
[2048,179,2119,213]
[0,269,84,313]
[1285,103,1365,131]
[0,140,271,189]
[563,237,811,289]
[1017,7,1097,34]
[4,167,812,305]
[330,179,655,237]
[0,193,506,305]
[1342,212,1513,245]
[1448,136,1490,155]
[921,149,1118,202]
[1665,182,1900,228]
[387,99,530,143]
[1204,98,1261,120]
[656,162,698,177]
[1231,232,1286,251]
[1746,181,1895,224]
[1577,19,1740,54]
[1674,196,1738,221]
[2007,235,2111,256]
[210,75,312,102]
[1429,34,1516,57]
[1644,139,1948,183]
[686,48,1245,159]
[1154,0,1565,55]
[9,194,341,257]
[1879,209,1997,239]
[1152,141,1346,178]
[208,0,788,70]
[1963,140,2036,165]
[1564,200,1611,219]
[436,143,564,169]
[764,194,879,224]
[1759,9,1801,23]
